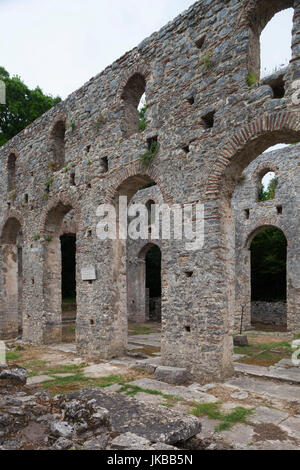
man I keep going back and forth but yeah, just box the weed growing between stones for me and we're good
[140,141,159,168]
[247,72,259,86]
[191,402,253,432]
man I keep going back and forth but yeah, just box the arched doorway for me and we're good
[60,233,76,342]
[43,203,77,343]
[250,227,287,330]
[0,218,23,339]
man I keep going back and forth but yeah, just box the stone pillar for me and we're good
[127,258,147,323]
[0,244,19,338]
[76,236,127,360]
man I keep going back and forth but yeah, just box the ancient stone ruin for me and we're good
[0,0,299,383]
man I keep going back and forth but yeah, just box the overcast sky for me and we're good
[0,1,294,99]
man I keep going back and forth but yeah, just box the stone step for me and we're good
[234,362,300,384]
[227,376,300,403]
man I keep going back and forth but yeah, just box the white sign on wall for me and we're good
[81,266,96,281]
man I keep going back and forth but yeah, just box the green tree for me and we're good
[258,177,278,201]
[0,66,61,147]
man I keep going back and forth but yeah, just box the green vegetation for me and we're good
[138,104,147,131]
[140,141,159,168]
[258,177,278,201]
[200,54,213,70]
[191,402,253,432]
[247,72,259,86]
[0,66,61,147]
[234,340,293,366]
[41,373,132,396]
[129,325,155,335]
[6,351,20,361]
[117,384,180,406]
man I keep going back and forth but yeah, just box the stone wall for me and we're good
[251,301,287,327]
[0,0,300,381]
[233,143,300,332]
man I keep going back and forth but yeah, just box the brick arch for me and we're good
[117,62,151,100]
[205,111,300,201]
[0,210,24,244]
[241,0,294,29]
[39,193,82,235]
[104,160,173,204]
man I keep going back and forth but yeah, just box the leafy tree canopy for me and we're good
[0,66,61,147]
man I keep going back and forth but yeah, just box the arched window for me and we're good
[121,73,146,137]
[258,170,277,201]
[248,1,294,83]
[7,153,16,192]
[50,120,66,169]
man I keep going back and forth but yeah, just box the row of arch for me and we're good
[5,4,295,195]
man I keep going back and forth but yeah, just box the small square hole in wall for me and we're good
[195,36,205,50]
[86,145,91,153]
[7,202,11,210]
[87,183,92,189]
[184,325,191,333]
[87,230,92,238]
[147,135,158,148]
[277,205,283,215]
[101,157,108,173]
[201,111,215,129]
[245,209,250,220]
[184,271,193,278]
[182,145,190,154]
[187,96,195,105]
[24,194,28,204]
[90,319,94,326]
[31,278,34,285]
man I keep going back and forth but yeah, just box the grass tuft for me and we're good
[191,402,253,432]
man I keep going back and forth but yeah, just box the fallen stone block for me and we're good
[66,388,202,444]
[155,366,188,385]
[0,365,27,386]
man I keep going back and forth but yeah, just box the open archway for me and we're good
[43,202,77,343]
[250,226,287,330]
[205,114,300,369]
[0,217,23,339]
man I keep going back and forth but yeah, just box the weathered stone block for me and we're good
[155,366,189,384]
[0,365,27,385]
[233,335,249,347]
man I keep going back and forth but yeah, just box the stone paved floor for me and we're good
[6,328,300,450]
